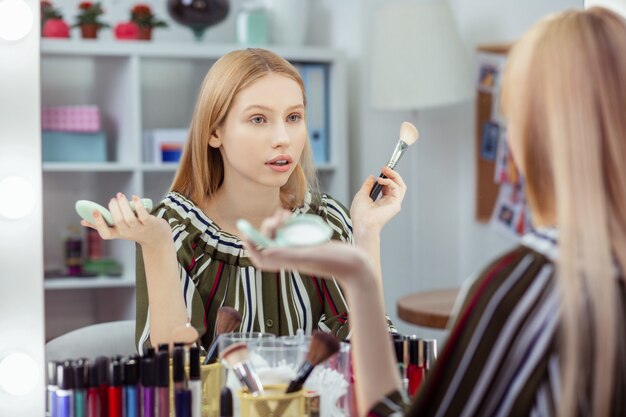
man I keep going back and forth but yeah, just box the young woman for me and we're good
[81,48,406,351]
[244,8,626,416]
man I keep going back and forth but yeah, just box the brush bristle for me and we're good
[219,341,249,366]
[306,331,340,366]
[399,122,419,146]
[215,307,243,335]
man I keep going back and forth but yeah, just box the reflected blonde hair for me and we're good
[170,48,318,209]
[502,7,626,416]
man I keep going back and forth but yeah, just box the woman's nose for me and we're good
[271,122,290,147]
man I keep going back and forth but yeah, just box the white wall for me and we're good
[308,0,582,336]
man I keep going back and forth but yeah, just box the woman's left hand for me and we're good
[350,166,407,234]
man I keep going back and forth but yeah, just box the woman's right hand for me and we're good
[242,209,377,287]
[80,193,171,248]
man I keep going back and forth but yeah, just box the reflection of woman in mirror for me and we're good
[244,8,626,416]
[80,48,405,351]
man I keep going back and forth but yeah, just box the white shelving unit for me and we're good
[40,39,349,340]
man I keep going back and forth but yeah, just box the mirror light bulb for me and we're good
[0,176,36,219]
[0,0,34,42]
[0,352,38,396]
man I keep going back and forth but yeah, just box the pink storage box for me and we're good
[41,106,101,132]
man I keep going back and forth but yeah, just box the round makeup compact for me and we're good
[237,214,333,248]
[75,198,153,226]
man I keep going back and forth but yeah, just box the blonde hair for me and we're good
[502,8,626,416]
[170,48,318,209]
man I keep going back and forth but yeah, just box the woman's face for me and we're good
[210,73,307,191]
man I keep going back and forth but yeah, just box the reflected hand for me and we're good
[80,193,170,247]
[350,166,407,234]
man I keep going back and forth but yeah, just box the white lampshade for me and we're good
[370,0,473,110]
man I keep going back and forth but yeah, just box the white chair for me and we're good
[45,320,137,362]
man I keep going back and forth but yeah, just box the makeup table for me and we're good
[396,288,459,329]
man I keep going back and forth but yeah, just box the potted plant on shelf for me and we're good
[41,0,70,38]
[73,2,109,39]
[130,4,168,40]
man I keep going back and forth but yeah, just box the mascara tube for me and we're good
[108,361,123,417]
[124,359,140,417]
[54,362,74,417]
[188,347,202,417]
[156,351,170,417]
[95,357,109,417]
[73,362,87,417]
[47,361,59,417]
[173,347,191,417]
[141,357,156,417]
[87,362,100,417]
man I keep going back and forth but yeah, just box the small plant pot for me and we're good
[80,24,99,39]
[138,26,152,40]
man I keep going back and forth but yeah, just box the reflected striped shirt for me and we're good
[135,191,394,352]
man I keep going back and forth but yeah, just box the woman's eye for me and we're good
[288,113,302,122]
[251,116,265,124]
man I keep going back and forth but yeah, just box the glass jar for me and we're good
[236,0,269,46]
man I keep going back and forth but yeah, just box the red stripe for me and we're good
[321,279,339,317]
[311,276,325,305]
[203,261,224,328]
[420,251,519,406]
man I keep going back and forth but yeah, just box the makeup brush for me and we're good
[285,331,340,393]
[369,121,420,201]
[219,342,264,395]
[202,307,242,365]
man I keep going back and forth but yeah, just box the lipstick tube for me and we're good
[156,351,170,417]
[173,346,191,417]
[47,361,59,417]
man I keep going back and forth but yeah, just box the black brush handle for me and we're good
[369,173,388,201]
[285,362,314,393]
[202,340,219,365]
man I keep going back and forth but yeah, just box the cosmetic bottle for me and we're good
[391,334,408,393]
[73,363,87,417]
[86,362,100,417]
[141,357,156,417]
[124,359,140,417]
[65,225,83,276]
[156,351,170,417]
[188,346,202,417]
[236,0,269,46]
[108,361,123,417]
[173,346,191,417]
[47,361,59,417]
[55,362,74,417]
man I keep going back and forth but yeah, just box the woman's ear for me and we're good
[209,129,221,148]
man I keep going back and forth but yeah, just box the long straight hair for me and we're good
[502,7,626,416]
[170,48,318,209]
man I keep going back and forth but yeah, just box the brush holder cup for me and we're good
[238,384,306,417]
[168,361,224,417]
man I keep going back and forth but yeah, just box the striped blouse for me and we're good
[135,191,372,352]
[369,228,626,416]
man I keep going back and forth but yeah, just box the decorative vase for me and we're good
[80,24,98,39]
[166,0,230,42]
[137,26,152,40]
[266,0,309,46]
